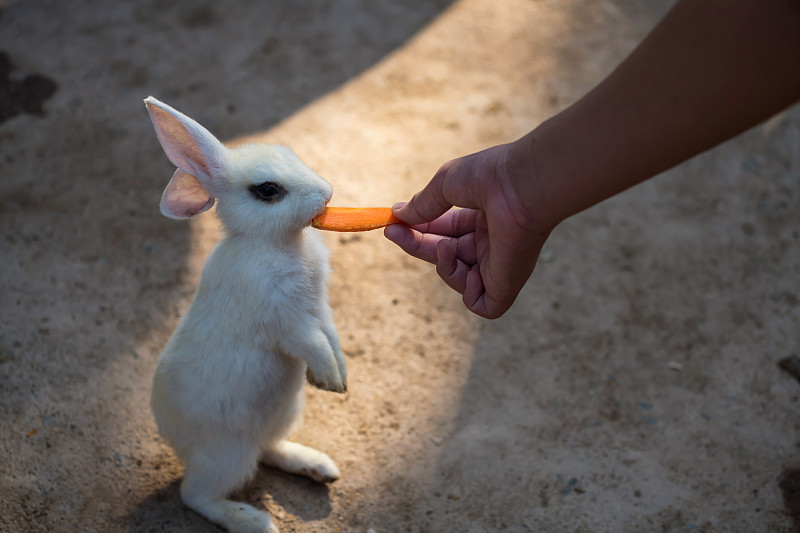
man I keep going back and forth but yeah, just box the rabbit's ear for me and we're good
[160,168,215,219]
[144,96,227,194]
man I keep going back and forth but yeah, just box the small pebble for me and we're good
[668,361,683,372]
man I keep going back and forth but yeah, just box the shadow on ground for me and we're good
[2,1,799,532]
[0,1,452,531]
[130,468,334,532]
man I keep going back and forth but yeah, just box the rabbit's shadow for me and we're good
[246,465,335,521]
[129,465,333,532]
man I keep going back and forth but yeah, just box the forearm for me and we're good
[520,0,800,227]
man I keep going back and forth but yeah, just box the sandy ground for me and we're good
[2,0,800,531]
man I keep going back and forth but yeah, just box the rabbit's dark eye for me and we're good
[249,182,285,203]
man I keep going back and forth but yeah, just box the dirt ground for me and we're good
[2,0,800,531]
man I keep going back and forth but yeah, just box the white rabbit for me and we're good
[144,96,347,533]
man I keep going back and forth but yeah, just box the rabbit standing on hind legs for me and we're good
[144,96,347,533]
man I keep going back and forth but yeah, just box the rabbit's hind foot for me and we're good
[189,499,278,533]
[180,446,278,533]
[261,440,340,483]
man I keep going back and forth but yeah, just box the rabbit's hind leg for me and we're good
[180,440,278,533]
[260,440,340,483]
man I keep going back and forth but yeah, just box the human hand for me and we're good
[389,0,800,316]
[384,140,555,319]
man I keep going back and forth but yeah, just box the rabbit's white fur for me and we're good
[145,97,346,533]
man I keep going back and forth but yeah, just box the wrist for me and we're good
[512,107,623,230]
[505,122,567,235]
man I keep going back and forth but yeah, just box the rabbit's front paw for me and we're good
[333,347,348,391]
[305,357,346,393]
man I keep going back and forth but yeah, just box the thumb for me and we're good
[394,158,471,224]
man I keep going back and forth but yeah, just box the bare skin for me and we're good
[385,0,800,319]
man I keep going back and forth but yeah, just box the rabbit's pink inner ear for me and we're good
[145,98,224,186]
[160,168,216,220]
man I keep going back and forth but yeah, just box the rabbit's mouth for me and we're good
[310,205,328,227]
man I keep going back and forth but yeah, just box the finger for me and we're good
[396,208,479,247]
[454,230,477,265]
[464,271,512,320]
[423,208,479,239]
[394,158,481,224]
[435,239,471,294]
[385,221,478,268]
[384,224,449,264]
[392,186,451,226]
[462,266,485,313]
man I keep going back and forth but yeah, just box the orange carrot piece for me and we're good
[311,207,402,232]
